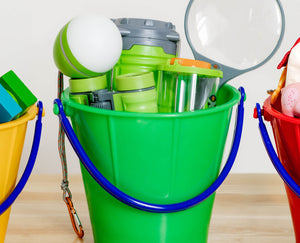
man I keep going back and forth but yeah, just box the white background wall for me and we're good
[1,0,299,174]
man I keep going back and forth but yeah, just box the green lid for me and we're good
[0,70,37,112]
[69,75,107,93]
[157,59,223,78]
[115,72,155,91]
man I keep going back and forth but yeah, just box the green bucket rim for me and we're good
[60,84,240,118]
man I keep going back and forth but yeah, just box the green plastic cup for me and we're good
[60,84,240,243]
[113,72,158,113]
[69,75,108,105]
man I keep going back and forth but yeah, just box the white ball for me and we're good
[67,14,122,73]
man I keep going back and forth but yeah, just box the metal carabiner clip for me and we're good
[65,196,84,238]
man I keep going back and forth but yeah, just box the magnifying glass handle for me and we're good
[192,52,244,87]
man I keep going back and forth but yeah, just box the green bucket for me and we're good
[55,84,243,243]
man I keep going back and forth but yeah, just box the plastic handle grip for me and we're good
[54,87,245,213]
[255,103,300,197]
[0,101,43,216]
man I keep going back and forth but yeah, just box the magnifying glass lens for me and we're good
[186,0,283,69]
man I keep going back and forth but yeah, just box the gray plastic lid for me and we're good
[112,18,180,55]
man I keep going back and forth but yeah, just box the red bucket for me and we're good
[255,95,300,242]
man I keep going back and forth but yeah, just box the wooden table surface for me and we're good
[4,174,295,243]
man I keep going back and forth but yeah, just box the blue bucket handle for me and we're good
[0,101,43,216]
[54,87,245,213]
[255,103,300,197]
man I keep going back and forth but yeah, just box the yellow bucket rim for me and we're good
[0,104,38,130]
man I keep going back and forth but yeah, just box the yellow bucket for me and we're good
[0,104,41,243]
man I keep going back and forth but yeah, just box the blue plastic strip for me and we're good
[54,87,244,213]
[0,101,43,216]
[256,103,300,197]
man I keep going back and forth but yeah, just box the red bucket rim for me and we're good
[263,96,300,124]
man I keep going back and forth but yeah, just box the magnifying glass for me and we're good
[184,0,285,87]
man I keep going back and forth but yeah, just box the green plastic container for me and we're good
[60,84,240,243]
[112,18,180,90]
[113,45,175,86]
[157,58,223,113]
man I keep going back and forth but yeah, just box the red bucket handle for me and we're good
[254,103,300,197]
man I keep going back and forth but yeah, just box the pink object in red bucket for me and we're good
[277,38,300,117]
[281,83,300,117]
